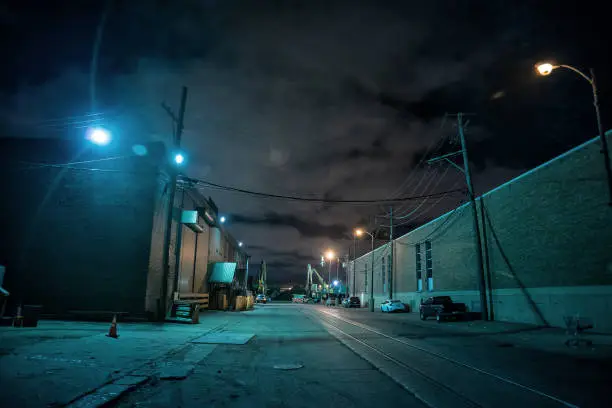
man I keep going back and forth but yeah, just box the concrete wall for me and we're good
[0,138,163,317]
[350,134,612,329]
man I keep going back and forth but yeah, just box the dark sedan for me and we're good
[342,296,361,308]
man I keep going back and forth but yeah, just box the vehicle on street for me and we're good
[419,296,467,321]
[255,294,268,304]
[342,296,361,308]
[380,299,407,313]
[292,294,307,303]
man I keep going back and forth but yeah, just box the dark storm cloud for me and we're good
[244,246,316,263]
[233,212,347,240]
[3,0,610,286]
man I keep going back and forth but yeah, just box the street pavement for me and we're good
[113,303,422,408]
[318,305,612,407]
[2,303,611,407]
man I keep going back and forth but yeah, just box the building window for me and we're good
[425,240,433,291]
[364,264,368,292]
[416,244,422,292]
[381,256,386,294]
[388,254,391,292]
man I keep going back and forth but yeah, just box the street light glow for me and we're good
[87,128,111,146]
[333,280,339,286]
[220,216,226,223]
[238,241,243,247]
[536,62,555,76]
[354,228,364,237]
[174,153,185,165]
[325,250,335,260]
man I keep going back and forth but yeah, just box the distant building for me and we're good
[350,133,612,331]
[0,137,247,320]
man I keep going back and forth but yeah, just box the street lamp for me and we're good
[355,228,376,312]
[238,242,243,247]
[535,61,612,205]
[174,153,185,165]
[220,216,226,224]
[324,250,335,286]
[86,127,111,146]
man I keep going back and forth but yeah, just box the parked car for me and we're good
[342,296,361,308]
[292,294,306,303]
[255,294,268,304]
[380,299,407,313]
[419,296,466,321]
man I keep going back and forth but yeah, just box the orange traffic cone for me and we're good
[106,314,119,338]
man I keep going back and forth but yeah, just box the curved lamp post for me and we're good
[535,62,612,205]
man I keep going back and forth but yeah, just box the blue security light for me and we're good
[238,242,243,247]
[174,153,185,165]
[220,216,226,224]
[86,127,111,146]
[333,280,339,286]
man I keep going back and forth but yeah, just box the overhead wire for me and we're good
[384,168,460,226]
[392,165,451,217]
[185,176,463,205]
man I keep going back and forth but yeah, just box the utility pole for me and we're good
[160,86,188,320]
[388,206,394,300]
[457,113,488,321]
[336,258,340,281]
[427,113,488,321]
[352,237,357,296]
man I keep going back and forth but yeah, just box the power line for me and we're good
[185,176,464,205]
[384,134,447,200]
[387,171,460,226]
[392,166,451,218]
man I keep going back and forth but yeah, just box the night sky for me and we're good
[1,0,610,284]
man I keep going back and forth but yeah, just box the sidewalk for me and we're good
[0,314,232,407]
[333,306,612,359]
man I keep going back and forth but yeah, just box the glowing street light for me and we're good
[238,242,243,247]
[354,228,364,237]
[325,250,335,260]
[333,280,339,286]
[535,61,612,204]
[174,153,185,165]
[220,216,226,224]
[86,127,111,146]
[535,62,554,76]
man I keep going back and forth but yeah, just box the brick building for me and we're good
[0,137,247,320]
[350,133,612,331]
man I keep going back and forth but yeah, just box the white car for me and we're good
[380,299,407,313]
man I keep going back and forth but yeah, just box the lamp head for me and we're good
[536,62,555,76]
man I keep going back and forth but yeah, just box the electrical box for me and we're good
[181,210,204,233]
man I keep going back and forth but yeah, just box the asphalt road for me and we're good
[113,303,612,408]
[319,305,612,408]
[114,303,425,408]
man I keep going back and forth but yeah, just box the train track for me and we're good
[307,307,579,408]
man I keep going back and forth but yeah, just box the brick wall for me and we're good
[0,138,164,317]
[351,134,612,327]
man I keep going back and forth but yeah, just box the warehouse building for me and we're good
[0,137,247,321]
[350,133,612,331]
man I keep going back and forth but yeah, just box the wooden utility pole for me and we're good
[161,86,188,320]
[457,113,489,321]
[427,113,488,320]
